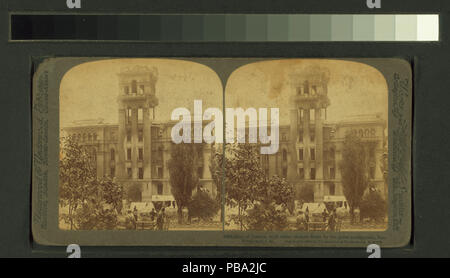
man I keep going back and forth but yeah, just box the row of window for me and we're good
[127,148,144,161]
[296,81,321,96]
[110,166,205,180]
[298,130,315,143]
[125,128,163,141]
[280,166,375,180]
[281,148,316,161]
[122,167,162,179]
[281,148,336,162]
[127,129,145,142]
[110,148,166,162]
[71,133,97,142]
[134,167,204,179]
[125,108,145,124]
[123,80,145,95]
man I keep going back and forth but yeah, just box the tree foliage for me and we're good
[339,133,370,223]
[211,143,295,231]
[222,143,265,229]
[245,201,289,231]
[59,136,123,230]
[167,143,201,224]
[245,175,294,231]
[359,189,387,223]
[261,175,294,208]
[187,189,220,221]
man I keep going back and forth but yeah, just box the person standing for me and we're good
[322,208,328,223]
[150,208,156,221]
[133,206,138,222]
[328,209,336,231]
[156,207,165,230]
[305,207,310,223]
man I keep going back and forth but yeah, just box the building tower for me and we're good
[288,66,330,202]
[116,66,159,196]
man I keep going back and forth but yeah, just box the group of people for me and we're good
[321,208,338,231]
[296,206,339,231]
[125,206,167,230]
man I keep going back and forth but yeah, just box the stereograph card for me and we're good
[32,57,412,247]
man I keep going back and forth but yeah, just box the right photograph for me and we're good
[222,59,388,232]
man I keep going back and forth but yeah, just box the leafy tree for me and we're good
[245,201,289,231]
[222,143,265,230]
[187,189,220,221]
[59,136,123,230]
[339,133,370,223]
[261,175,294,207]
[59,135,97,230]
[245,175,294,231]
[74,181,121,231]
[210,143,295,231]
[167,143,201,224]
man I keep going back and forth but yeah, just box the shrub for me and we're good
[75,202,119,230]
[359,190,387,222]
[187,190,220,221]
[245,200,289,231]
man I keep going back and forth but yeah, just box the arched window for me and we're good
[131,80,137,94]
[282,149,287,161]
[303,80,310,95]
[139,85,145,95]
[110,149,115,161]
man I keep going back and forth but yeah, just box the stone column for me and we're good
[303,108,310,180]
[117,108,126,179]
[143,108,152,179]
[131,108,138,179]
[288,107,298,181]
[315,108,324,201]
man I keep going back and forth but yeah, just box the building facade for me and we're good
[62,66,387,203]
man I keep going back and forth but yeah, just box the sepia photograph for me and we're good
[58,59,223,231]
[222,60,388,232]
[58,58,388,233]
[30,57,411,247]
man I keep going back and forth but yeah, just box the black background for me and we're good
[0,0,449,258]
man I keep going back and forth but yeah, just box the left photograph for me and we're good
[58,58,223,231]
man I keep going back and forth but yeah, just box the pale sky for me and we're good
[60,58,388,127]
[60,58,223,127]
[225,59,388,125]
